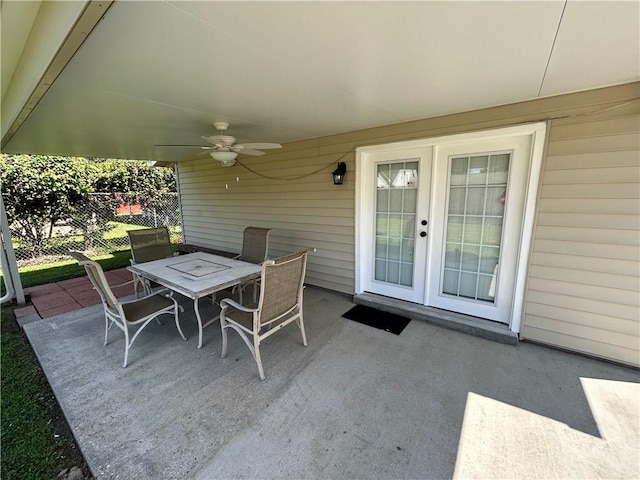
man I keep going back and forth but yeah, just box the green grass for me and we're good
[104,221,147,240]
[16,250,133,289]
[12,221,182,260]
[0,250,135,478]
[1,305,87,479]
[0,227,183,479]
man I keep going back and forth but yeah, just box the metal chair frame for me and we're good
[69,251,187,367]
[220,251,308,380]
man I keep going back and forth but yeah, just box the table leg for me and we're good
[195,295,222,349]
[195,297,204,349]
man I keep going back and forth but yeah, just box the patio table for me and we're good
[128,251,262,348]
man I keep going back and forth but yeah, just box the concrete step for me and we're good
[353,292,518,345]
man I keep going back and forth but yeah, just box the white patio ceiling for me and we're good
[2,0,638,163]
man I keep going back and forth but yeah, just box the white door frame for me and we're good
[355,122,547,333]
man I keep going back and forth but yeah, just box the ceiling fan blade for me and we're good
[240,149,266,156]
[155,144,209,148]
[240,142,282,150]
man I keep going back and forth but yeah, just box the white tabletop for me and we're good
[127,251,262,299]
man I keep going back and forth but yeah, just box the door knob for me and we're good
[420,231,427,237]
[421,220,428,226]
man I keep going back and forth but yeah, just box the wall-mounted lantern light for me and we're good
[332,162,347,185]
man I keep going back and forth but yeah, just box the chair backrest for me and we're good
[239,227,272,264]
[257,251,307,326]
[127,227,173,264]
[68,251,119,311]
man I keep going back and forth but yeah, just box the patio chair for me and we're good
[68,251,187,368]
[231,226,272,303]
[127,227,174,296]
[219,250,308,380]
[236,227,272,264]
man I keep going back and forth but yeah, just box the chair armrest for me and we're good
[110,279,136,289]
[220,297,256,313]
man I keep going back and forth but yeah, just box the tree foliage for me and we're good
[92,159,176,204]
[0,155,94,255]
[0,155,176,256]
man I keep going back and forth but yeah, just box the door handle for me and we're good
[419,231,427,238]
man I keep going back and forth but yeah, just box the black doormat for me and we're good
[341,305,411,335]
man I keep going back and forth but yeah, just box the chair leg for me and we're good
[155,292,166,325]
[133,275,141,298]
[254,336,265,380]
[220,314,266,380]
[220,318,229,358]
[123,326,130,368]
[143,279,151,296]
[295,310,308,347]
[104,317,116,346]
[173,305,187,341]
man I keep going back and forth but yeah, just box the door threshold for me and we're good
[353,293,518,345]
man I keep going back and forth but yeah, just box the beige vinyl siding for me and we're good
[521,87,640,366]
[178,147,356,293]
[179,82,639,364]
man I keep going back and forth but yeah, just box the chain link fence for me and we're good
[8,193,182,267]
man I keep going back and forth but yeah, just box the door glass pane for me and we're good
[448,187,465,215]
[403,189,417,213]
[375,260,387,281]
[442,269,459,293]
[477,274,495,302]
[444,245,461,269]
[450,157,468,185]
[390,189,404,213]
[468,156,489,185]
[465,187,485,215]
[400,264,413,286]
[387,261,400,284]
[442,152,510,303]
[375,213,389,235]
[375,160,418,287]
[401,239,415,263]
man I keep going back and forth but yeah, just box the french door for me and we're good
[356,124,546,329]
[359,148,432,303]
[426,135,532,323]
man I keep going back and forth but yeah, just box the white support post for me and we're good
[0,195,25,305]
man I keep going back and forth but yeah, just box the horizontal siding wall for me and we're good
[521,88,640,367]
[179,83,639,363]
[178,150,356,293]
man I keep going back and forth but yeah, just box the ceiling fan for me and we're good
[156,122,282,166]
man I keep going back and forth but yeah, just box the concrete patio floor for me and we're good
[22,286,640,479]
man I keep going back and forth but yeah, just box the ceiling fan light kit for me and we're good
[210,150,238,166]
